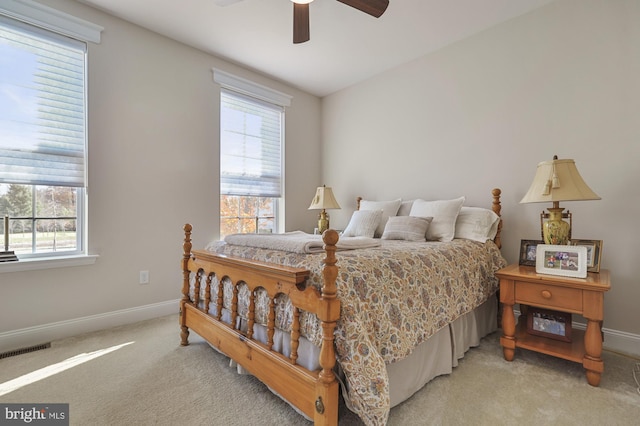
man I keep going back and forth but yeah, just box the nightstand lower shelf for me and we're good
[513,320,585,363]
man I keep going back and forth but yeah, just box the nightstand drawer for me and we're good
[515,281,582,311]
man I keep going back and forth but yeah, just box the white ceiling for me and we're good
[77,0,556,97]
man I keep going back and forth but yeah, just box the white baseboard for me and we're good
[0,299,180,353]
[590,324,640,358]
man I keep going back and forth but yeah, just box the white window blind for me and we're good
[0,15,87,188]
[220,89,283,197]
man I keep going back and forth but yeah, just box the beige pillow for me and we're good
[381,216,433,241]
[409,196,465,242]
[341,209,383,238]
[359,199,402,238]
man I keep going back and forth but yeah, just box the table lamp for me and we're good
[308,185,341,234]
[520,156,600,245]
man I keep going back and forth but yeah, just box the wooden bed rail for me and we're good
[180,225,341,425]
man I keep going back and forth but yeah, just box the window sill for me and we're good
[0,254,98,273]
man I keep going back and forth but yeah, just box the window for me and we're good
[215,70,291,238]
[0,184,82,256]
[0,14,88,258]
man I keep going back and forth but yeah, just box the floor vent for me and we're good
[0,342,51,359]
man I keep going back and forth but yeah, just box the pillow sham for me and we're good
[358,198,402,238]
[409,196,465,242]
[341,209,383,238]
[454,206,500,243]
[381,216,433,241]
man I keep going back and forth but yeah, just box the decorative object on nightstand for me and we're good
[1,215,19,262]
[518,239,544,266]
[308,185,341,234]
[535,243,588,278]
[571,239,603,273]
[526,307,572,342]
[520,155,600,245]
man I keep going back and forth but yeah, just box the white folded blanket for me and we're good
[223,231,381,254]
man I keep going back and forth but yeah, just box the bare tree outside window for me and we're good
[220,195,275,238]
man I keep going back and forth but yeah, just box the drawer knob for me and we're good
[541,290,552,299]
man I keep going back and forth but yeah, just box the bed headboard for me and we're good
[355,188,503,249]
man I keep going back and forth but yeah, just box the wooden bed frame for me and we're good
[180,188,503,425]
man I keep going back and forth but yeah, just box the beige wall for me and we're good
[322,0,639,354]
[0,0,321,346]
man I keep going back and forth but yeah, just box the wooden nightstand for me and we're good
[497,264,610,386]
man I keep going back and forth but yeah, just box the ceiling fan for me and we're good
[214,0,389,44]
[292,0,389,44]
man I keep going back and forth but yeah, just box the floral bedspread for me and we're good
[203,238,506,426]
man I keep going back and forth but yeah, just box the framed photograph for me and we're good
[535,244,588,278]
[519,239,544,266]
[527,307,572,342]
[571,239,603,273]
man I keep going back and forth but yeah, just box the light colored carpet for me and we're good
[1,314,638,425]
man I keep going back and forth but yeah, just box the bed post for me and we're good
[492,188,502,249]
[315,229,340,425]
[180,223,193,346]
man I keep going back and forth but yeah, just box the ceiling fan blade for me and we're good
[336,0,389,18]
[293,3,310,44]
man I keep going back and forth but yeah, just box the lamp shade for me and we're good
[308,185,341,210]
[520,158,600,204]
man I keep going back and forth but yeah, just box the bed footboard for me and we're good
[180,225,340,425]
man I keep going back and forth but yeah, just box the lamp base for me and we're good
[317,210,330,234]
[543,208,570,245]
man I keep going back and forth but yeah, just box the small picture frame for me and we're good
[519,239,544,266]
[571,239,603,273]
[527,307,572,342]
[535,244,588,278]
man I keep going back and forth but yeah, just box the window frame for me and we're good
[1,184,86,258]
[0,0,101,270]
[214,69,291,238]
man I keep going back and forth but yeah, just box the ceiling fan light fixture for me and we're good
[291,0,314,4]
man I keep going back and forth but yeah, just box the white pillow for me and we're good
[409,196,465,242]
[359,198,402,238]
[341,209,383,238]
[454,206,501,243]
[381,216,433,241]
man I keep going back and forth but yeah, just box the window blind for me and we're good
[0,16,87,188]
[220,89,283,198]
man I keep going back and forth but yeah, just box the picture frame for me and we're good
[535,244,588,278]
[571,239,603,273]
[519,239,544,266]
[527,307,572,342]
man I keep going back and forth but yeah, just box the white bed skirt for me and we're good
[386,295,497,407]
[207,294,497,418]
